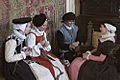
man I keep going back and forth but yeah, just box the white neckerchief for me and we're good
[99,32,115,43]
[31,26,44,36]
[64,24,72,30]
[13,30,26,41]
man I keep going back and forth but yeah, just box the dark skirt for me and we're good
[4,60,36,80]
[77,60,119,80]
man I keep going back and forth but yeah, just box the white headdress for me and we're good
[104,23,116,33]
[100,23,116,43]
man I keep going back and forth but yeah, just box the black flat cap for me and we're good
[32,13,46,27]
[62,12,76,22]
[12,17,32,24]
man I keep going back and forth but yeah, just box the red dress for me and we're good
[30,32,57,80]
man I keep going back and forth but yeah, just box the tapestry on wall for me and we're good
[0,0,65,77]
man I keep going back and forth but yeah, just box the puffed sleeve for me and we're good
[26,33,36,48]
[5,39,26,63]
[26,33,41,57]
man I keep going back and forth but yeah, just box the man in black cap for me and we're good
[26,13,69,80]
[56,12,80,63]
[4,17,36,80]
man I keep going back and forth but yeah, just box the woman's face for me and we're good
[24,22,32,34]
[38,20,48,31]
[100,24,108,34]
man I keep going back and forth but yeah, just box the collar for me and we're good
[99,32,115,43]
[13,30,26,41]
[101,32,115,39]
[31,26,44,36]
[63,24,72,30]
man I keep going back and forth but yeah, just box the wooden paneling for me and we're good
[76,0,120,45]
[76,15,120,45]
[81,0,120,16]
[75,0,80,16]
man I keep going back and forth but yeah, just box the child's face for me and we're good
[38,20,48,31]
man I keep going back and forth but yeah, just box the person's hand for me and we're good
[24,49,31,56]
[40,40,46,46]
[42,41,49,47]
[69,44,75,49]
[69,41,80,49]
[72,41,79,47]
[82,53,89,59]
[23,47,32,56]
[23,47,31,51]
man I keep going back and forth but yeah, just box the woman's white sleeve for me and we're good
[43,32,51,51]
[5,39,26,63]
[44,42,51,51]
[26,34,41,57]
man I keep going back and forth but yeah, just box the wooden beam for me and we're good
[75,0,80,16]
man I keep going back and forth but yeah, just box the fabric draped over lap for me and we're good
[27,61,54,80]
[68,57,86,80]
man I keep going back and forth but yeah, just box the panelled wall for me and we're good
[75,0,120,45]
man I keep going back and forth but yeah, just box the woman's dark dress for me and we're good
[4,41,36,80]
[77,40,119,80]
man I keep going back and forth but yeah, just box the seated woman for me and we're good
[56,12,80,63]
[4,17,36,80]
[68,22,119,80]
[26,13,69,80]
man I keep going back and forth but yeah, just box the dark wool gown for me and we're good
[4,43,36,80]
[77,40,119,80]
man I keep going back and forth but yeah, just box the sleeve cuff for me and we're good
[44,45,51,51]
[86,51,91,54]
